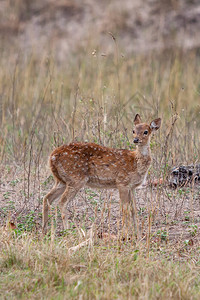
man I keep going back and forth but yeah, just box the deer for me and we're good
[42,114,161,234]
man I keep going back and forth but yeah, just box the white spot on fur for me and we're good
[51,155,56,161]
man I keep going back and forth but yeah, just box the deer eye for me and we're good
[143,130,148,135]
[133,130,135,134]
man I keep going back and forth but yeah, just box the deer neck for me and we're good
[136,141,151,158]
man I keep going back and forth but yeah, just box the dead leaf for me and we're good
[7,221,16,230]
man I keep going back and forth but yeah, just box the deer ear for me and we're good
[134,114,142,125]
[150,118,161,131]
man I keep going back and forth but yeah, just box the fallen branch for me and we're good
[68,226,94,255]
[68,238,92,255]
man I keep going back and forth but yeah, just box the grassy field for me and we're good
[0,46,200,299]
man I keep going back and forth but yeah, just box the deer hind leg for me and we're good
[59,180,87,230]
[42,181,66,233]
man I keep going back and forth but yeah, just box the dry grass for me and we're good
[0,44,200,298]
[1,227,200,299]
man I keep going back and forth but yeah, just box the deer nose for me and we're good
[133,138,139,144]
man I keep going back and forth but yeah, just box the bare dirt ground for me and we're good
[1,165,200,246]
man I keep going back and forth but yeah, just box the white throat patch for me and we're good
[140,145,149,156]
[138,140,150,156]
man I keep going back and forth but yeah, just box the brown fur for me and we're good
[42,114,161,233]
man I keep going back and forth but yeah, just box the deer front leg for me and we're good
[118,186,137,236]
[130,189,139,237]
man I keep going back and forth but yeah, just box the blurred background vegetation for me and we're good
[0,0,199,168]
[0,3,200,298]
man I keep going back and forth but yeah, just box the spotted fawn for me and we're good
[42,114,161,233]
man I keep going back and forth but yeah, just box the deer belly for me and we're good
[87,176,117,189]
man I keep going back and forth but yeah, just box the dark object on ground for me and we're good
[169,164,200,188]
